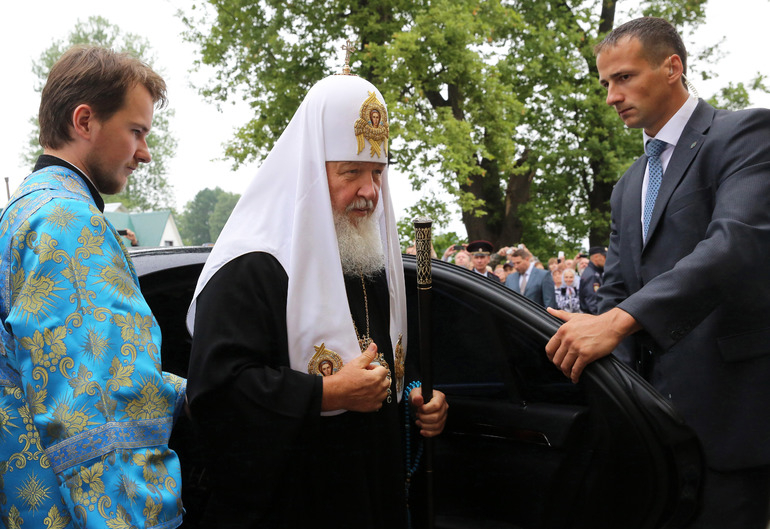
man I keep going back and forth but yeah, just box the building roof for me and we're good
[104,207,182,247]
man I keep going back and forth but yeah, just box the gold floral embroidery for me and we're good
[14,270,61,324]
[115,472,139,505]
[69,364,94,398]
[19,326,68,371]
[48,400,95,440]
[133,449,169,486]
[0,406,17,436]
[5,505,22,529]
[106,504,135,529]
[16,472,51,512]
[124,382,169,420]
[32,233,60,264]
[114,313,153,347]
[107,357,135,391]
[67,462,105,511]
[18,404,41,451]
[62,175,86,195]
[143,495,162,527]
[82,326,110,363]
[76,226,105,260]
[25,383,47,416]
[11,221,31,250]
[43,504,71,529]
[45,204,78,232]
[10,266,25,303]
[97,254,138,302]
[61,256,89,291]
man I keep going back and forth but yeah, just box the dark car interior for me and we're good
[134,249,701,529]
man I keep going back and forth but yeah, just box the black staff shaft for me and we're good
[413,217,434,529]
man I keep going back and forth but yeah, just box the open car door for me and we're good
[403,257,703,529]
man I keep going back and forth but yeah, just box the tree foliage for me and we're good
[178,187,240,245]
[181,0,761,257]
[25,16,177,212]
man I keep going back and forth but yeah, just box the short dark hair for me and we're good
[39,45,167,149]
[511,248,531,260]
[595,17,687,83]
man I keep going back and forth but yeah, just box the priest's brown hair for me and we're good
[38,45,167,149]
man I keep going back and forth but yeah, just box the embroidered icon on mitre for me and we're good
[394,333,405,397]
[354,92,389,158]
[308,343,344,376]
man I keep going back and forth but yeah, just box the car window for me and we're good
[406,279,585,406]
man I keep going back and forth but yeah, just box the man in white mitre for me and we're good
[186,71,448,528]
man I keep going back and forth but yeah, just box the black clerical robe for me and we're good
[188,252,407,529]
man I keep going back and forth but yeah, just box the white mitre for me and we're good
[186,74,407,409]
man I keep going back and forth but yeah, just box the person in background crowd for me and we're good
[453,249,471,269]
[576,255,590,276]
[466,240,501,282]
[547,257,559,272]
[494,264,508,282]
[442,243,466,262]
[504,248,557,308]
[577,246,606,315]
[556,268,581,313]
[552,268,563,289]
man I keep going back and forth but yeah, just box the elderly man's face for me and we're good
[326,161,385,224]
[472,253,490,273]
[455,251,470,267]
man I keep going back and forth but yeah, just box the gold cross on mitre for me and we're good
[341,39,357,75]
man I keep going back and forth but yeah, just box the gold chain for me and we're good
[352,273,372,352]
[351,274,392,403]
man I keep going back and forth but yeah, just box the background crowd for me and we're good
[438,241,607,315]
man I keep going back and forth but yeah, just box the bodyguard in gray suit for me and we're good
[545,17,770,528]
[504,248,557,309]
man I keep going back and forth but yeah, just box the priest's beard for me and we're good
[334,199,385,278]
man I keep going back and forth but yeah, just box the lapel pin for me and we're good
[690,141,697,149]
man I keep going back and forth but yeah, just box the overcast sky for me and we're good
[2,0,769,236]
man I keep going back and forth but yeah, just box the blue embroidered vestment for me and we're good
[0,165,185,528]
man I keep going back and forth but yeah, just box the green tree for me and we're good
[178,187,240,245]
[25,16,177,212]
[209,191,241,242]
[180,0,761,257]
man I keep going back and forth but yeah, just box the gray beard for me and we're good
[334,210,385,278]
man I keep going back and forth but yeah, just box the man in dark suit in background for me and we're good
[505,248,556,308]
[578,246,606,314]
[546,16,770,528]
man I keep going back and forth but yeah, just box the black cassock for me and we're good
[188,251,407,528]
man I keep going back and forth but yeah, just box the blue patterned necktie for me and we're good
[642,139,667,241]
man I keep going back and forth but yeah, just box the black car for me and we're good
[132,246,703,529]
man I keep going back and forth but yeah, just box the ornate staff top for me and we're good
[413,217,433,288]
[341,39,357,75]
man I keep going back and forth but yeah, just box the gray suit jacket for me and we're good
[599,99,770,470]
[505,267,556,309]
